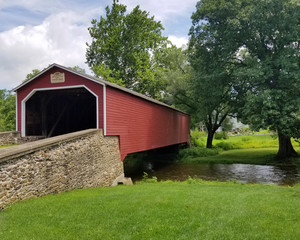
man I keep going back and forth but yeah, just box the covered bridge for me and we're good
[13,63,190,160]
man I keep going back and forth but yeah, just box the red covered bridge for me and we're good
[13,63,190,160]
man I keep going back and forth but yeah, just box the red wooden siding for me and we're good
[16,67,103,132]
[106,86,190,160]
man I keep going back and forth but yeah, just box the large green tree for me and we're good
[235,0,300,159]
[0,90,16,132]
[86,0,168,99]
[189,0,300,159]
[188,1,238,148]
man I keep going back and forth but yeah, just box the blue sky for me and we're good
[0,0,198,89]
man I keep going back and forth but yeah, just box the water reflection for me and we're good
[129,163,300,186]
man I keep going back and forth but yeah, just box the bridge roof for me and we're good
[13,63,188,115]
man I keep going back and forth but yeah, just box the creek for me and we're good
[126,161,300,186]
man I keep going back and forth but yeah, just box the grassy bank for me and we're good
[1,181,299,240]
[180,148,300,165]
[180,130,300,165]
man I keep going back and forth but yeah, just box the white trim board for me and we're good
[103,85,106,135]
[15,93,18,131]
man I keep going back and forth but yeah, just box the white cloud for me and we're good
[120,0,197,22]
[0,0,198,89]
[0,8,102,89]
[168,35,188,48]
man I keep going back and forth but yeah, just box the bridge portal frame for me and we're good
[21,85,100,137]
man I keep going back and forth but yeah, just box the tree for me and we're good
[189,0,300,159]
[24,69,40,82]
[68,66,86,73]
[157,46,193,111]
[188,1,239,148]
[0,90,16,132]
[86,0,169,99]
[235,0,300,159]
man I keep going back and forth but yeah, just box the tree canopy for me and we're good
[156,46,193,111]
[0,89,15,132]
[189,0,300,158]
[24,69,41,82]
[188,0,239,147]
[86,0,169,99]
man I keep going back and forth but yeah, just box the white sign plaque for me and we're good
[50,72,65,83]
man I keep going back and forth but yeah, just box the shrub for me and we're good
[241,136,251,142]
[142,172,158,183]
[190,129,206,147]
[179,146,220,159]
[215,141,237,150]
[214,131,229,140]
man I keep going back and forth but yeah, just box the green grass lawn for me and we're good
[182,131,300,165]
[181,147,300,165]
[0,181,299,240]
[191,130,300,149]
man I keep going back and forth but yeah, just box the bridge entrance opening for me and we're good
[25,87,97,137]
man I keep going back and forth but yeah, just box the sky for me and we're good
[0,0,198,90]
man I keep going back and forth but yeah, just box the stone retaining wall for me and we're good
[0,131,20,146]
[0,129,124,208]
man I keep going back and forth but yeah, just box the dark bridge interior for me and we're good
[26,88,96,137]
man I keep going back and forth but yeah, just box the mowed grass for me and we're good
[0,182,300,240]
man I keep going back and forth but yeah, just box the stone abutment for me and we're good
[0,129,124,208]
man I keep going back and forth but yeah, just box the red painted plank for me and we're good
[106,86,190,160]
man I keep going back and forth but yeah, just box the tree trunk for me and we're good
[277,132,298,160]
[206,129,214,148]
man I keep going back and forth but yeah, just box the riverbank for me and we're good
[0,181,299,240]
[180,132,300,165]
[180,148,300,165]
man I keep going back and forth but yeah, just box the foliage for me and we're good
[221,117,234,132]
[189,0,300,159]
[214,142,236,151]
[0,90,15,132]
[157,46,194,112]
[86,0,169,99]
[190,128,206,147]
[188,1,241,148]
[24,69,40,82]
[233,0,300,158]
[214,131,229,140]
[179,146,220,159]
[142,172,158,183]
[1,182,299,239]
[68,66,86,73]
